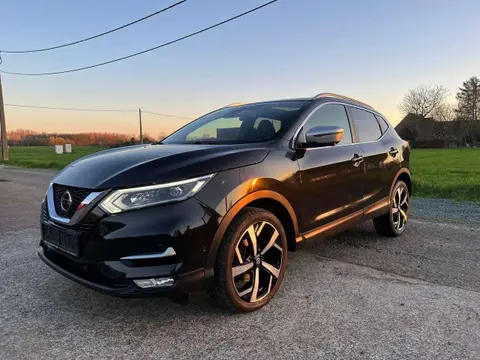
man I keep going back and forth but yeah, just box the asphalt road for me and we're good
[1,168,479,359]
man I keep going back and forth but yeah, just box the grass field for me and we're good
[410,148,480,202]
[0,146,106,170]
[1,146,479,202]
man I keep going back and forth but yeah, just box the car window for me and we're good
[300,104,352,145]
[375,114,389,134]
[349,107,382,142]
[186,117,242,142]
[163,101,310,144]
[253,118,282,132]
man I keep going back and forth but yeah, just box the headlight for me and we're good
[99,174,215,214]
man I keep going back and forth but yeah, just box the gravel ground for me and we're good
[0,168,54,232]
[411,198,480,224]
[1,168,479,360]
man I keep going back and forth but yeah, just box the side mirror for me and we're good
[302,126,344,148]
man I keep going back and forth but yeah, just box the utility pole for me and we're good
[138,108,143,145]
[0,73,8,161]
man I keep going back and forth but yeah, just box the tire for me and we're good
[210,207,288,313]
[373,180,410,237]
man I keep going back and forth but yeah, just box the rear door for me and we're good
[347,107,398,207]
[295,104,365,232]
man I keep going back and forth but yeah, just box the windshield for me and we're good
[162,100,310,144]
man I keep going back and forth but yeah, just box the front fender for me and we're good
[203,189,300,280]
[194,150,302,280]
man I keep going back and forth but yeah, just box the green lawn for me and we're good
[2,146,479,203]
[411,148,480,202]
[1,146,106,170]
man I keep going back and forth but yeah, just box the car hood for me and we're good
[53,144,270,189]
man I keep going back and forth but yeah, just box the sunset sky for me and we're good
[1,0,479,137]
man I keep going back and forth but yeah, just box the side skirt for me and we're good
[295,197,390,244]
[363,197,390,221]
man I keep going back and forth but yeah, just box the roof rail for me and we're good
[313,93,374,110]
[221,102,246,108]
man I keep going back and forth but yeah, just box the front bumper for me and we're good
[38,248,205,297]
[39,197,221,297]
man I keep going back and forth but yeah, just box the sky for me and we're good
[1,0,479,137]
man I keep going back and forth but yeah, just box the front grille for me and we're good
[53,184,91,219]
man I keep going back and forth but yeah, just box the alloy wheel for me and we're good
[231,221,283,302]
[392,186,409,232]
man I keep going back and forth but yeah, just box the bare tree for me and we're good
[399,85,449,118]
[433,103,456,147]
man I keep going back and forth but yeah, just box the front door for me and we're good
[295,103,365,233]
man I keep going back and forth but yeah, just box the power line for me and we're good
[0,0,278,76]
[0,1,186,54]
[4,103,193,119]
[5,103,135,113]
[141,110,193,120]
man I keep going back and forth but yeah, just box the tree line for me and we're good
[398,76,480,147]
[6,130,168,147]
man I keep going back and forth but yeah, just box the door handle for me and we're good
[351,154,364,167]
[389,147,399,157]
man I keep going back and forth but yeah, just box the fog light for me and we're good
[134,277,174,289]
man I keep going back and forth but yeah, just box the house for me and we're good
[395,114,480,148]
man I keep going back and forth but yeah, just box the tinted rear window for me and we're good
[375,114,389,134]
[349,107,382,142]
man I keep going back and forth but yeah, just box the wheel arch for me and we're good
[392,168,412,196]
[205,190,299,279]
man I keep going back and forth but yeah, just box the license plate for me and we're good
[42,223,80,257]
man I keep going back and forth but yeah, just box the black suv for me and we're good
[39,93,411,313]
